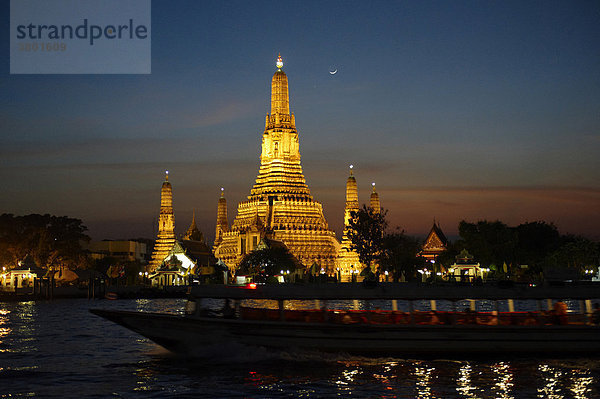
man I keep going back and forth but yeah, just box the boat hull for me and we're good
[90,309,600,356]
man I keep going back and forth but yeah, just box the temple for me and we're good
[213,188,228,251]
[148,171,176,272]
[213,55,340,273]
[420,220,448,262]
[370,182,380,213]
[335,165,363,281]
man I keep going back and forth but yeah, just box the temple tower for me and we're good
[336,165,363,281]
[184,210,204,242]
[148,171,176,271]
[370,182,380,213]
[213,55,339,273]
[214,188,228,249]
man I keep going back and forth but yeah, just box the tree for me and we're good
[379,231,425,281]
[515,221,560,271]
[237,240,298,282]
[0,213,90,270]
[547,235,600,273]
[457,220,517,269]
[347,205,388,270]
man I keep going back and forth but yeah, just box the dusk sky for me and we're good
[1,1,599,242]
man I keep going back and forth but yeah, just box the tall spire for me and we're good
[345,165,358,207]
[214,187,228,248]
[254,54,305,196]
[370,182,380,214]
[343,164,359,231]
[148,171,176,271]
[270,53,290,117]
[336,164,363,281]
[160,171,173,218]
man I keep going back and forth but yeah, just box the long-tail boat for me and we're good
[90,283,600,356]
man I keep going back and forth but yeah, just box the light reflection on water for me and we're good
[0,298,598,398]
[414,362,435,398]
[491,361,514,399]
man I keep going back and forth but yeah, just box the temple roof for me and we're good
[422,221,448,252]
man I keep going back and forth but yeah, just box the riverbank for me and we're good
[0,284,189,302]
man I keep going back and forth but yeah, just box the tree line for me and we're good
[348,206,599,281]
[440,220,600,280]
[0,213,90,271]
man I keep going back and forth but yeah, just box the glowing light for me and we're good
[276,53,283,69]
[490,362,514,399]
[415,365,435,398]
[457,363,478,398]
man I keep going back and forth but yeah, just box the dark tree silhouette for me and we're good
[347,205,388,270]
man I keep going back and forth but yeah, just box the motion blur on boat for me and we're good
[90,283,600,357]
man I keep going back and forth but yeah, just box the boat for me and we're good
[90,283,600,356]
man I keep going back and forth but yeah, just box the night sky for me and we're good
[1,1,599,242]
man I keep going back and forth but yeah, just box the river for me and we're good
[1,298,598,398]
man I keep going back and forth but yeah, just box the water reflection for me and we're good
[133,362,158,392]
[569,369,593,399]
[491,362,514,399]
[414,362,435,398]
[456,363,478,398]
[538,364,565,398]
[335,362,361,394]
[2,301,38,354]
[0,307,11,352]
[0,298,599,398]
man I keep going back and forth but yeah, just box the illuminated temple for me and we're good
[213,55,340,273]
[335,165,362,281]
[148,171,176,271]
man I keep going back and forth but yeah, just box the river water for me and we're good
[1,298,598,398]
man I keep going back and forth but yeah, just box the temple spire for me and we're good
[370,182,380,214]
[184,210,204,242]
[336,164,362,281]
[214,187,228,248]
[214,56,339,274]
[345,165,358,207]
[148,172,176,271]
[270,53,290,116]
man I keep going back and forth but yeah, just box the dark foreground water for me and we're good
[1,298,598,398]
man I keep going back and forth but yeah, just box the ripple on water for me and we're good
[0,298,598,398]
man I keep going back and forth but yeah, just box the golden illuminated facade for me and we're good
[370,182,380,213]
[420,221,448,262]
[336,166,363,281]
[213,55,340,273]
[148,171,177,272]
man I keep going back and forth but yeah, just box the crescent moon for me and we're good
[329,69,338,75]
